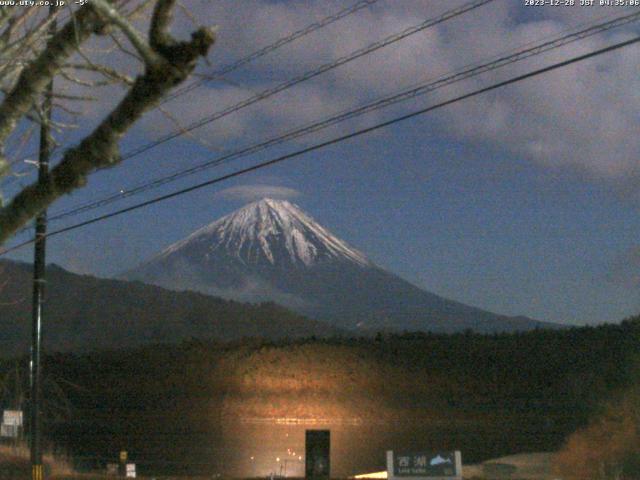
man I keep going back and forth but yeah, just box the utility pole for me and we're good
[30,5,56,480]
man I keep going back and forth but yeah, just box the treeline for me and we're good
[0,318,638,475]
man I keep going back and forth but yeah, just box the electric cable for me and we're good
[45,10,640,224]
[2,34,637,256]
[158,0,381,106]
[121,0,496,160]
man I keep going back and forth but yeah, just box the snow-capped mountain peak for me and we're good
[159,198,370,268]
[123,198,554,334]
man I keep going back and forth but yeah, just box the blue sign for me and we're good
[387,451,462,480]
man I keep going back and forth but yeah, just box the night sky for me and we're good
[3,0,640,326]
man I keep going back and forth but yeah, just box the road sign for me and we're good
[0,423,19,438]
[126,463,136,478]
[387,451,462,480]
[2,410,23,426]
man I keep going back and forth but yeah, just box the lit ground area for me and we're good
[2,444,557,480]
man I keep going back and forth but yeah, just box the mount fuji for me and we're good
[122,198,555,333]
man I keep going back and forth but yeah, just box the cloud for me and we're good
[215,184,302,202]
[162,0,640,181]
[42,1,640,183]
[202,275,310,311]
[436,28,640,179]
[128,257,309,310]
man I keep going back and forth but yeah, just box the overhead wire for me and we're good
[2,34,638,256]
[38,0,503,221]
[120,0,496,160]
[44,9,640,224]
[0,0,379,189]
[158,0,381,106]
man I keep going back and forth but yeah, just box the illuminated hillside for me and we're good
[15,320,638,477]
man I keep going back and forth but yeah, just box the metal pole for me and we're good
[30,6,56,480]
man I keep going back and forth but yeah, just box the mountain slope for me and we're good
[155,197,370,268]
[123,198,557,333]
[0,260,346,357]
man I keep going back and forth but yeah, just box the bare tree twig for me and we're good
[0,0,216,243]
[70,63,135,85]
[109,30,143,62]
[0,4,106,154]
[91,0,161,66]
[158,105,222,153]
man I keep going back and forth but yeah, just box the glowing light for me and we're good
[352,472,387,479]
[276,457,280,462]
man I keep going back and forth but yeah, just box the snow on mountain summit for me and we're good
[159,198,370,268]
[124,198,555,334]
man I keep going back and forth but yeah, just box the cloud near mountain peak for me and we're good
[216,184,302,202]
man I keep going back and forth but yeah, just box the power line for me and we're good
[45,10,640,224]
[0,0,379,190]
[2,0,491,201]
[120,0,496,160]
[159,0,380,106]
[2,35,637,257]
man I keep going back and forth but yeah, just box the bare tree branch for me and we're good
[108,30,143,61]
[52,102,83,117]
[63,63,134,86]
[157,105,222,152]
[0,0,215,244]
[0,12,58,91]
[0,5,106,155]
[149,0,175,52]
[91,0,161,66]
[125,0,157,21]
